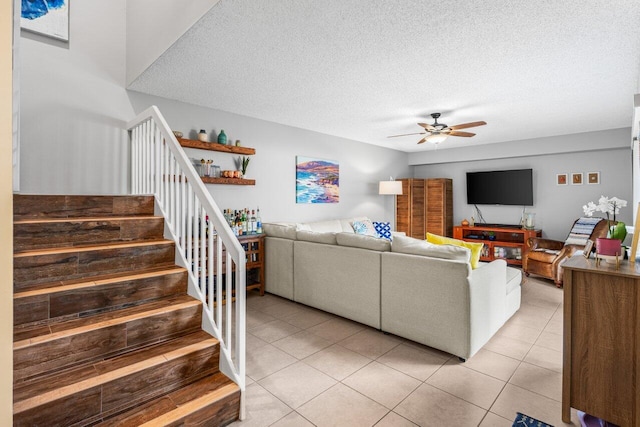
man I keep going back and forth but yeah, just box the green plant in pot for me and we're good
[583,195,627,257]
[236,156,250,177]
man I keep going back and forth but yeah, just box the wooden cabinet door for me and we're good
[396,179,426,239]
[426,178,453,237]
[410,179,426,239]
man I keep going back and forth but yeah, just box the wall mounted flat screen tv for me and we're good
[466,169,533,206]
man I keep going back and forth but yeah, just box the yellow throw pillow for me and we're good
[426,232,484,269]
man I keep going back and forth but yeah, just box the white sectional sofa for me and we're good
[263,217,522,360]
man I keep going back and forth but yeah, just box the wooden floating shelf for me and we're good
[178,138,256,155]
[201,177,256,186]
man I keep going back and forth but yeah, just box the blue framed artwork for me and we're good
[21,0,69,41]
[296,156,339,204]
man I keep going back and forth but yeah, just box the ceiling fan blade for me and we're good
[448,131,476,137]
[417,136,427,144]
[418,123,436,131]
[387,132,426,138]
[449,121,487,130]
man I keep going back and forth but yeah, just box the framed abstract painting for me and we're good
[296,156,339,203]
[21,0,69,41]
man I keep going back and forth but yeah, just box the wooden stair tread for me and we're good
[13,332,219,414]
[95,372,238,427]
[139,383,239,427]
[14,331,214,400]
[14,294,200,346]
[13,265,186,294]
[14,239,174,257]
[14,266,186,299]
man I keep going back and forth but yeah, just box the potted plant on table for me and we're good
[583,195,627,256]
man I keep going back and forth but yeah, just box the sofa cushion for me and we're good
[263,223,297,240]
[336,232,391,252]
[296,230,338,245]
[297,217,368,233]
[392,235,471,263]
[352,219,379,237]
[426,233,483,269]
[373,221,392,240]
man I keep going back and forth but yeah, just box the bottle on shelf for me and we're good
[256,207,262,234]
[241,209,248,235]
[234,211,241,235]
[250,210,257,234]
[218,129,227,145]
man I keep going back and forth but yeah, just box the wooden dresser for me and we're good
[396,178,453,239]
[562,256,640,426]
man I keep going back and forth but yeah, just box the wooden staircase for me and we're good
[12,195,240,426]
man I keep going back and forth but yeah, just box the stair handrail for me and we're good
[127,106,246,418]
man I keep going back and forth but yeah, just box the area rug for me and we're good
[513,412,553,427]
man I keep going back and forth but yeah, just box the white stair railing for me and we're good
[127,106,246,419]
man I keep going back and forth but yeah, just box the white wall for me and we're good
[128,92,411,224]
[415,145,633,240]
[20,0,133,194]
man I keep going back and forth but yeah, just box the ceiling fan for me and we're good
[388,113,487,145]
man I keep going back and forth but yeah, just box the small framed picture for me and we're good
[571,172,583,185]
[556,173,568,186]
[587,172,600,185]
[583,239,594,258]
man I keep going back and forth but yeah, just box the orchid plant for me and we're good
[583,196,628,240]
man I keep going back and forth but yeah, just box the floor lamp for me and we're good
[379,178,403,230]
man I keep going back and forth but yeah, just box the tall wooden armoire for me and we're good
[396,178,453,238]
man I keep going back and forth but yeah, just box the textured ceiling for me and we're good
[129,0,640,153]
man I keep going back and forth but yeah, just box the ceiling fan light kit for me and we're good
[425,133,448,144]
[388,112,486,145]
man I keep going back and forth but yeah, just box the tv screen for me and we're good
[466,169,533,206]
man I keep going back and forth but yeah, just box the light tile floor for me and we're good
[232,276,579,427]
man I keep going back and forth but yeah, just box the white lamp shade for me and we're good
[379,180,403,195]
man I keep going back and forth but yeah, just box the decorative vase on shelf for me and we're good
[596,237,622,256]
[218,129,227,145]
[524,212,535,229]
[198,130,208,142]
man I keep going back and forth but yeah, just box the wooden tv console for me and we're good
[453,224,541,266]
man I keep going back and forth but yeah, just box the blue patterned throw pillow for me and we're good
[373,221,392,240]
